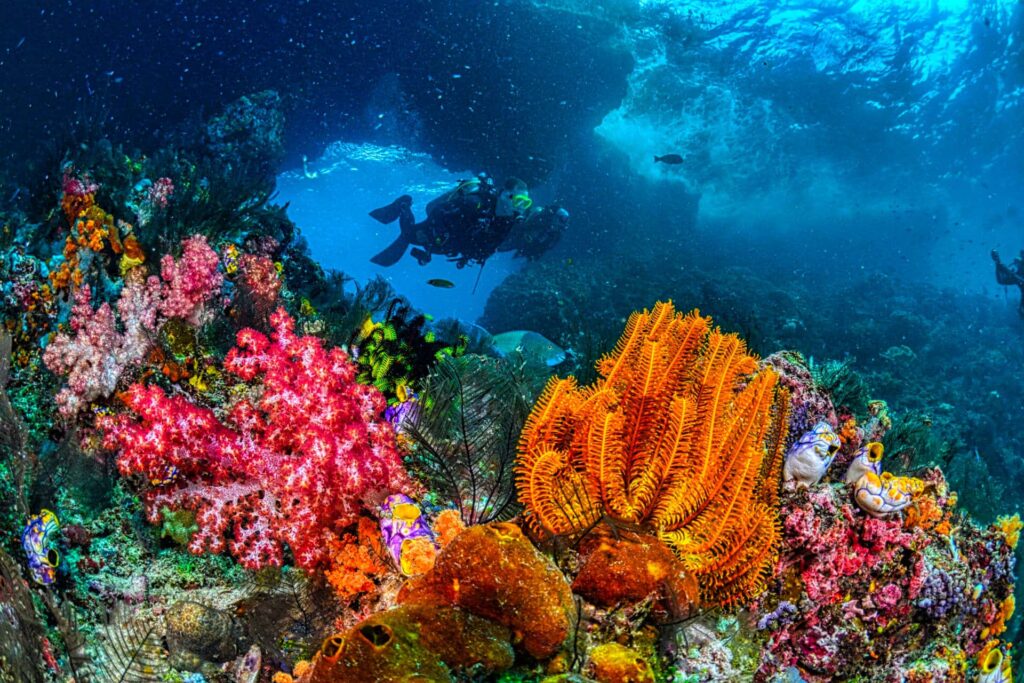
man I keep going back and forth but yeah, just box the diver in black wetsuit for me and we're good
[368,175,535,268]
[992,249,1024,319]
[497,204,570,260]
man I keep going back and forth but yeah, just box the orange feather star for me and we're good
[515,301,790,607]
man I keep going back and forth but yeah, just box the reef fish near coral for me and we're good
[490,330,568,367]
[21,509,60,585]
[379,494,435,576]
[783,421,840,488]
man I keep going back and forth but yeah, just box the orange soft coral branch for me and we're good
[515,301,789,607]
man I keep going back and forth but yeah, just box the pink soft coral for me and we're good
[44,235,223,417]
[100,308,412,570]
[43,271,162,416]
[159,235,223,325]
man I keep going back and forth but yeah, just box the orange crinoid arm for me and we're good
[515,301,790,607]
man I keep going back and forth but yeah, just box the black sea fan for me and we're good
[237,566,341,664]
[810,358,872,416]
[403,354,530,525]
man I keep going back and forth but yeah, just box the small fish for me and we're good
[491,330,569,367]
[426,278,455,288]
[654,154,684,164]
[22,509,60,585]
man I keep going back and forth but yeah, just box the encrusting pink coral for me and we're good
[755,467,1015,682]
[43,270,163,416]
[158,234,223,325]
[100,307,413,570]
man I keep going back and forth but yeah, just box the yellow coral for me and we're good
[50,203,117,294]
[119,234,146,275]
[516,301,789,607]
[587,643,656,683]
[981,596,1016,641]
[997,514,1023,550]
[61,191,94,224]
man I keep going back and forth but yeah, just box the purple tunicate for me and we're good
[379,493,434,576]
[916,568,967,620]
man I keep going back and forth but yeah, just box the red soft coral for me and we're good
[100,308,412,570]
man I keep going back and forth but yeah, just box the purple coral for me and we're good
[983,539,1016,584]
[757,601,799,631]
[915,568,966,619]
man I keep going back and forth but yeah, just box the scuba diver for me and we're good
[497,203,570,260]
[368,174,564,268]
[991,249,1024,319]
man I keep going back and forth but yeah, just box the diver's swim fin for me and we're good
[369,194,413,224]
[370,236,411,267]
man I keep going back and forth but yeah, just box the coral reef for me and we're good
[43,272,162,416]
[0,92,1018,683]
[233,252,283,328]
[157,234,223,326]
[164,600,243,667]
[571,526,698,612]
[586,642,657,683]
[323,515,392,608]
[516,301,790,607]
[764,350,838,444]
